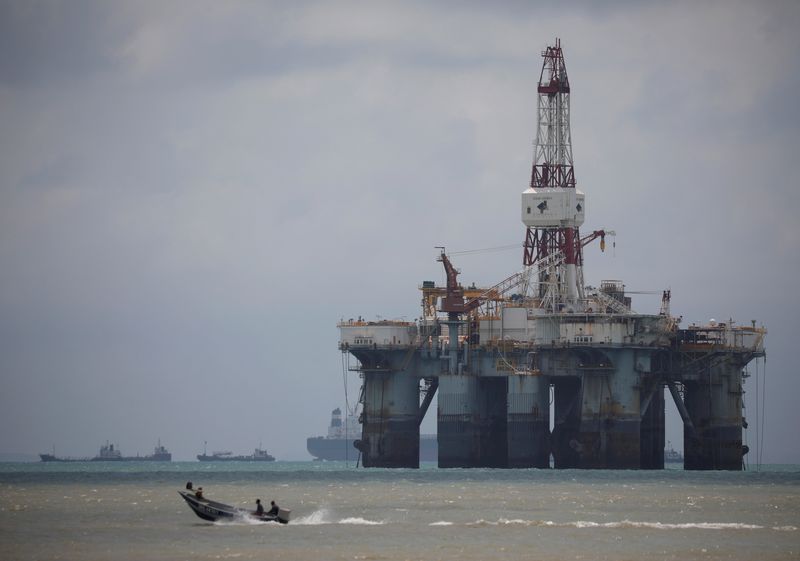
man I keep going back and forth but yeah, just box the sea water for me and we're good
[1,461,798,561]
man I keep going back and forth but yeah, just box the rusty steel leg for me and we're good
[437,374,480,468]
[640,386,665,469]
[568,369,642,469]
[438,375,508,467]
[571,417,641,469]
[478,377,508,468]
[507,374,550,468]
[683,362,745,470]
[551,377,581,468]
[359,371,420,468]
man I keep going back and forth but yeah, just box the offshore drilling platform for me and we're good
[338,40,766,470]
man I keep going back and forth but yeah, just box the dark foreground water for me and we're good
[1,462,798,561]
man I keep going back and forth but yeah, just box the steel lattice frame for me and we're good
[524,38,580,276]
[530,39,574,190]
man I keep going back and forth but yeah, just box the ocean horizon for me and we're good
[1,461,797,560]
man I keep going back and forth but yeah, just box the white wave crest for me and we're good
[498,518,533,526]
[467,518,537,527]
[338,517,384,525]
[615,521,763,530]
[429,521,453,526]
[583,520,763,530]
[292,509,384,526]
[293,509,331,525]
[467,519,767,530]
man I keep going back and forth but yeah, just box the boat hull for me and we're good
[40,453,171,462]
[39,454,89,462]
[90,454,172,462]
[178,491,290,524]
[196,455,275,462]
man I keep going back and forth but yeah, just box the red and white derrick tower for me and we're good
[522,39,604,312]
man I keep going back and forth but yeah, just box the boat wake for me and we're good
[292,509,331,525]
[338,517,384,525]
[292,509,384,526]
[210,510,796,532]
[459,519,796,531]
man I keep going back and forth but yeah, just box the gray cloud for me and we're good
[0,0,798,462]
[0,1,135,86]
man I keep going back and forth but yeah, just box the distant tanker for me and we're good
[307,407,437,461]
[40,441,172,462]
[196,442,275,462]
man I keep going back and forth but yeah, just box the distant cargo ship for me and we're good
[665,442,684,463]
[39,441,172,462]
[307,408,438,461]
[197,442,275,462]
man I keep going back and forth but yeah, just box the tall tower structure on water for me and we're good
[337,39,766,470]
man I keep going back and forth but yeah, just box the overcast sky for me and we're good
[1,1,798,463]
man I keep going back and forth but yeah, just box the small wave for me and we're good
[466,519,767,530]
[339,517,384,525]
[772,526,798,532]
[292,509,384,526]
[293,509,331,525]
[429,521,453,526]
[498,519,530,526]
[608,521,763,530]
[467,518,533,527]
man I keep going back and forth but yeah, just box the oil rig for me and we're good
[338,39,766,470]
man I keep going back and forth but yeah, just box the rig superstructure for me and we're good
[338,39,766,470]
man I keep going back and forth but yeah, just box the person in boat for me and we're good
[195,487,203,499]
[185,481,193,491]
[267,500,279,516]
[255,499,264,516]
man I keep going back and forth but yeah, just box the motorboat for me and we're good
[178,490,290,524]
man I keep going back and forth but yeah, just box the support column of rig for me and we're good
[351,347,422,469]
[682,355,749,470]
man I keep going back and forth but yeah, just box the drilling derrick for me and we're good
[522,39,587,311]
[338,39,766,471]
